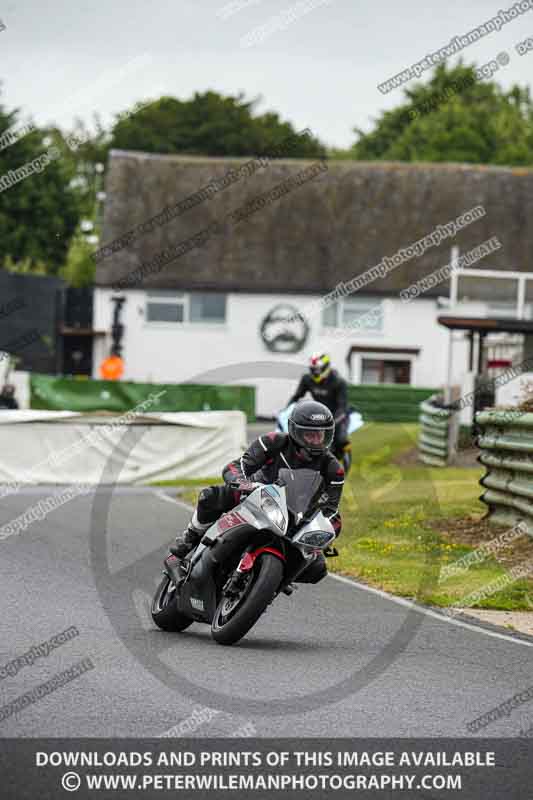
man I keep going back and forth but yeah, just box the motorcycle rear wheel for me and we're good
[211,554,284,646]
[151,574,194,632]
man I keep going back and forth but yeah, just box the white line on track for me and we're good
[330,573,533,648]
[154,488,195,511]
[153,487,533,649]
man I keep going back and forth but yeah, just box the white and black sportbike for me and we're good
[151,468,337,646]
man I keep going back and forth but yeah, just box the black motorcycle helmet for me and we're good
[288,400,335,457]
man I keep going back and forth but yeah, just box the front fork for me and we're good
[223,544,287,598]
[225,541,327,598]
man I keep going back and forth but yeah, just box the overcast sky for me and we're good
[3,0,533,149]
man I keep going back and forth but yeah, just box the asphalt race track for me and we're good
[1,486,533,738]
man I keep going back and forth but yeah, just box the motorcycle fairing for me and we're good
[174,491,287,623]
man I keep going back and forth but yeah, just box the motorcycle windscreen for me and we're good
[277,468,324,518]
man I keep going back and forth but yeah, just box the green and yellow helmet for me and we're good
[309,352,331,383]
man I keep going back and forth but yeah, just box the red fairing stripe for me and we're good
[218,510,247,532]
[237,546,286,572]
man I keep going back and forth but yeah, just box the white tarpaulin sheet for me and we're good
[0,410,247,485]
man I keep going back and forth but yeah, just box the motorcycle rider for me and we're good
[170,400,344,584]
[287,353,351,468]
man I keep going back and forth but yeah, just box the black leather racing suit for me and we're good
[195,432,345,583]
[289,369,349,455]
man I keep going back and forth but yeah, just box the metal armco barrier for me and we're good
[477,409,533,536]
[418,395,453,467]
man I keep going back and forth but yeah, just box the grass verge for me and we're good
[335,423,533,611]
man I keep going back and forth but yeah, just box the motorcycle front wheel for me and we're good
[151,574,194,632]
[211,554,284,646]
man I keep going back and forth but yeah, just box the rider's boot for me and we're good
[169,511,211,559]
[341,442,352,474]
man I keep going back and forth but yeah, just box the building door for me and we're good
[62,335,93,376]
[59,288,95,376]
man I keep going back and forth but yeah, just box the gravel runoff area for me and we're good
[460,609,533,638]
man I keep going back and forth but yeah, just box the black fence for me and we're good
[0,271,95,376]
[0,270,64,374]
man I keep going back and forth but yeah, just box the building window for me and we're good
[190,293,226,323]
[361,359,411,385]
[322,298,383,332]
[486,301,532,320]
[146,292,226,324]
[146,293,186,322]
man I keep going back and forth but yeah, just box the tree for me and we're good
[109,91,326,158]
[51,114,110,229]
[59,231,95,287]
[351,63,533,166]
[0,97,81,272]
[66,114,110,167]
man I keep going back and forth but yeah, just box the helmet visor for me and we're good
[290,421,334,452]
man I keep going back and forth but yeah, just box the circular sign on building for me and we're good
[260,304,309,354]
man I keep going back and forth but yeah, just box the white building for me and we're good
[93,152,529,416]
[93,287,470,416]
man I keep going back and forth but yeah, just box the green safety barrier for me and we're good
[476,409,533,537]
[30,374,256,421]
[417,395,453,467]
[348,384,434,423]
